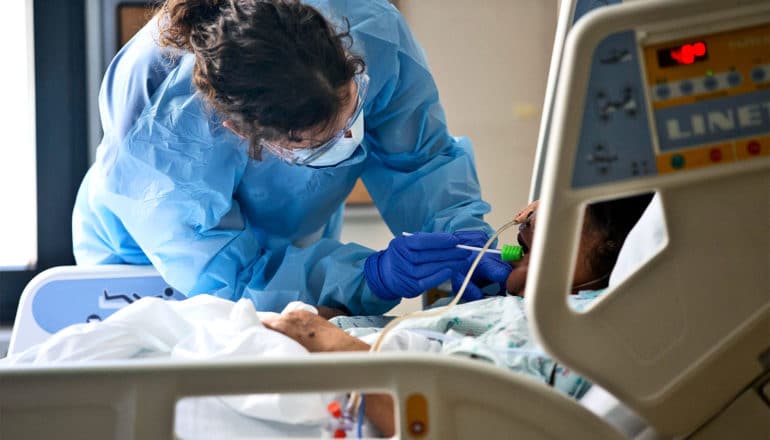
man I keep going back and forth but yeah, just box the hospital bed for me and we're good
[2,0,769,438]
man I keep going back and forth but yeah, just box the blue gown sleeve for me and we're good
[358,8,494,237]
[99,15,179,142]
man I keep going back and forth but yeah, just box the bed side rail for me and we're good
[0,353,625,440]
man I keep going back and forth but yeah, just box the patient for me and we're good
[263,193,654,436]
[508,193,654,296]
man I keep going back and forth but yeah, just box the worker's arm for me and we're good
[356,7,493,238]
[98,14,179,142]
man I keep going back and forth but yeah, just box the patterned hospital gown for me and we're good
[330,291,604,399]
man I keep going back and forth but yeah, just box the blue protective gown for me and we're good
[73,0,493,315]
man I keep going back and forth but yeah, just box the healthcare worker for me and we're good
[73,0,510,315]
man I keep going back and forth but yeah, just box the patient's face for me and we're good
[506,200,603,296]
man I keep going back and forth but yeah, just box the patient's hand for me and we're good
[263,310,370,353]
[514,200,539,224]
[507,200,538,297]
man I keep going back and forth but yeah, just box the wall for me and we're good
[341,0,558,313]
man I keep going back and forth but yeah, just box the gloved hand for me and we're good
[364,232,472,300]
[450,230,513,301]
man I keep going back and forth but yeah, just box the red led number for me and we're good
[670,41,706,65]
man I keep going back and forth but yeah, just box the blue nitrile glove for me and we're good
[364,232,472,300]
[450,230,513,301]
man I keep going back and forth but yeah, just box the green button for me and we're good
[671,154,685,169]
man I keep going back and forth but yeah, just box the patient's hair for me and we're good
[583,193,654,285]
[158,0,365,159]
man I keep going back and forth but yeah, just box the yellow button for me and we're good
[405,393,429,438]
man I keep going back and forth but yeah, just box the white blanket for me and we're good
[2,295,335,426]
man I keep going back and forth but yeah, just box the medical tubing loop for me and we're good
[346,218,520,415]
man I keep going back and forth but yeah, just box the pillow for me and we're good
[609,193,667,287]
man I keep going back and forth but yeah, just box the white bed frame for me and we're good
[2,0,769,439]
[0,351,625,439]
[3,263,637,439]
[528,0,770,438]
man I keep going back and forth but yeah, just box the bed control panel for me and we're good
[572,22,770,188]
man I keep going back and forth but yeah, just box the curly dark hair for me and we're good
[584,192,654,285]
[158,0,365,159]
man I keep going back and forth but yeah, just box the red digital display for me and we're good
[657,41,708,67]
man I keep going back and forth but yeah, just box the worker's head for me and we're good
[507,193,653,296]
[159,0,366,161]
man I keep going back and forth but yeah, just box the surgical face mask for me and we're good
[291,109,364,167]
[260,73,369,167]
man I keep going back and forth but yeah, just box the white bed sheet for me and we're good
[2,296,336,427]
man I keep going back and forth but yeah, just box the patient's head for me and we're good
[507,193,653,296]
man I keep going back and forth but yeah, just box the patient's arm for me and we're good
[263,310,368,352]
[263,311,396,436]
